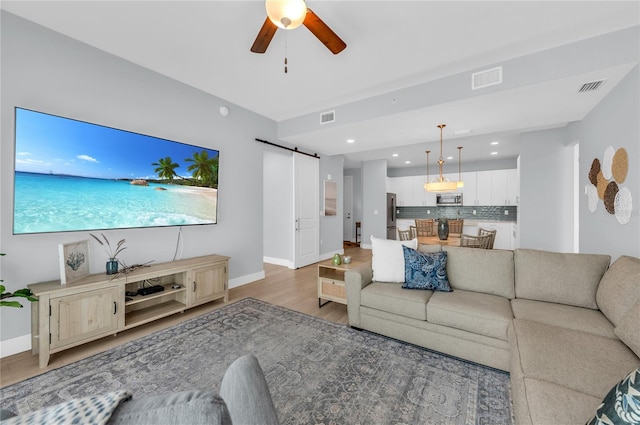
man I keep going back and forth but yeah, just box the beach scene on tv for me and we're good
[13,108,219,234]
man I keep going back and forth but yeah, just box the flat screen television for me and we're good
[13,107,219,234]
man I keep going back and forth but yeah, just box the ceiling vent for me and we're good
[320,110,335,125]
[471,66,503,90]
[578,79,606,93]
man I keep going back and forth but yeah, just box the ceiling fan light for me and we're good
[266,0,307,30]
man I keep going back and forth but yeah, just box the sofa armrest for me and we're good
[345,262,373,328]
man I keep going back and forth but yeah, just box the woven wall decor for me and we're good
[589,158,601,185]
[586,145,634,224]
[603,181,618,214]
[612,147,628,183]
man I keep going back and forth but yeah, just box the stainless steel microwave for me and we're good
[436,193,463,206]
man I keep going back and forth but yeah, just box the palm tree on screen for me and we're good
[185,150,218,188]
[152,157,180,182]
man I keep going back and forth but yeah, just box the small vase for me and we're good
[332,253,342,266]
[438,219,449,240]
[106,259,119,275]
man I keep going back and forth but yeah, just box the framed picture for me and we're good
[58,240,90,284]
[324,180,337,216]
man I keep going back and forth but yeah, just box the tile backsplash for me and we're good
[396,205,517,222]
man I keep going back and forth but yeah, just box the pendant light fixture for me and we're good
[424,124,464,192]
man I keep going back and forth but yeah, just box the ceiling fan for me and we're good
[250,0,347,55]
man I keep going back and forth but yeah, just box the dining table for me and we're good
[418,235,461,246]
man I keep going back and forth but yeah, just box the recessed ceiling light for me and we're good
[392,153,399,157]
[347,139,355,144]
[446,156,454,160]
[491,141,499,145]
[491,152,498,155]
[404,160,411,164]
[454,129,472,135]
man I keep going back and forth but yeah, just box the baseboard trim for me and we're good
[263,256,294,268]
[229,270,265,289]
[0,334,31,358]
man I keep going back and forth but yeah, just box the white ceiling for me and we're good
[2,1,639,169]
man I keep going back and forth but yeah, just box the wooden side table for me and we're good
[317,259,362,307]
[355,221,361,246]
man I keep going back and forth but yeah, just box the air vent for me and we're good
[471,66,503,90]
[320,110,335,125]
[578,80,606,93]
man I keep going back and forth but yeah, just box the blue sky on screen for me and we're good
[14,108,219,180]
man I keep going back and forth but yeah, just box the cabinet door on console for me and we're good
[188,263,228,307]
[50,287,120,350]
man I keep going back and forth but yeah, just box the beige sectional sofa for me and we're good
[345,245,640,425]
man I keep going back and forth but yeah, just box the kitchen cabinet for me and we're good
[491,169,519,205]
[461,172,476,206]
[392,168,518,207]
[475,172,493,205]
[477,222,517,250]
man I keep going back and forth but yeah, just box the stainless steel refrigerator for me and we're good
[386,193,397,240]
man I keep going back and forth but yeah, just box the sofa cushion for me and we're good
[510,298,616,339]
[510,319,640,398]
[220,354,279,425]
[361,282,432,321]
[596,255,640,326]
[2,390,132,425]
[521,378,602,425]
[615,299,640,357]
[426,290,513,341]
[402,247,451,292]
[108,391,231,425]
[371,236,418,282]
[515,249,610,309]
[443,246,515,299]
[586,367,640,425]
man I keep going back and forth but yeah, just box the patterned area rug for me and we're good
[1,298,512,424]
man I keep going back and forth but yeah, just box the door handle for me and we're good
[113,301,117,315]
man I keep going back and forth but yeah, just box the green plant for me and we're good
[0,253,37,308]
[90,233,127,260]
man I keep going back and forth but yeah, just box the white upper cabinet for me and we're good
[491,169,519,205]
[390,169,518,207]
[461,172,477,206]
[475,171,493,206]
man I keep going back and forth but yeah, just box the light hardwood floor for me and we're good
[0,246,371,388]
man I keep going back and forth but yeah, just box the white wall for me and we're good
[361,160,388,248]
[519,128,575,252]
[0,12,273,351]
[578,65,640,260]
[319,155,345,258]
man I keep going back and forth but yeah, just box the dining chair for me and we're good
[414,219,435,237]
[448,219,464,235]
[409,226,417,239]
[478,228,497,249]
[397,229,412,241]
[460,233,492,249]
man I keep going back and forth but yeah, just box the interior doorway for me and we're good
[343,176,354,243]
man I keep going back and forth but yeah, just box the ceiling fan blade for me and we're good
[251,17,278,53]
[303,9,347,55]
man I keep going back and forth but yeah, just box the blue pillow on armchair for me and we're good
[402,246,452,291]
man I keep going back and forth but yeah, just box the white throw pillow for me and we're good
[371,236,418,283]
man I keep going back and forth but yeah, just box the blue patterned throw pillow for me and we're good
[586,367,640,425]
[402,246,452,291]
